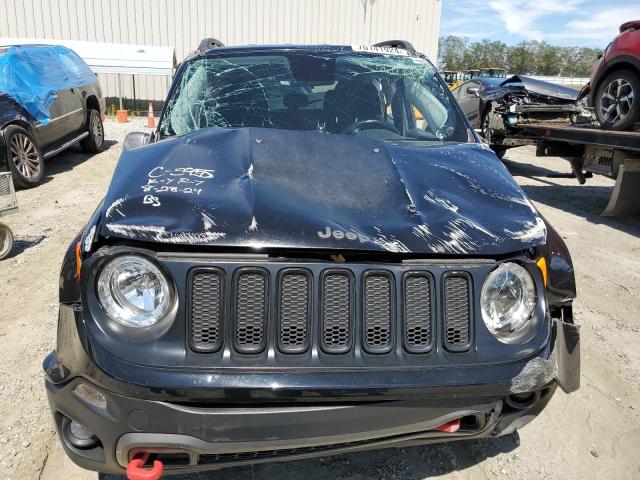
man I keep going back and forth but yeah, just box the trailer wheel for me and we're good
[595,69,640,131]
[0,223,14,260]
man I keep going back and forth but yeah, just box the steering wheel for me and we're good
[342,119,399,135]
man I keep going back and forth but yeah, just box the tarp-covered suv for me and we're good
[0,44,105,187]
[44,39,579,477]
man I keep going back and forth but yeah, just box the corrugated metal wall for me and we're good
[0,0,441,106]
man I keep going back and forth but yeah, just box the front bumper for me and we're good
[46,376,558,474]
[44,304,579,474]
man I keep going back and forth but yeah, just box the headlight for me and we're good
[97,255,174,328]
[481,262,536,340]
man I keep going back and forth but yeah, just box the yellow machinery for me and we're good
[461,69,480,80]
[477,67,507,78]
[448,69,479,90]
[442,70,458,87]
[443,68,505,90]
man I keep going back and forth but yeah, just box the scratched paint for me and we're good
[96,126,547,255]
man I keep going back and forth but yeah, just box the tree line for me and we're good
[438,36,601,77]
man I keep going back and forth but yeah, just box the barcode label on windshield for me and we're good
[351,45,411,56]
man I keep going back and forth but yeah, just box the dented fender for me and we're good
[511,317,580,394]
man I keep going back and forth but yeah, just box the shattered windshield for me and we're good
[159,49,468,145]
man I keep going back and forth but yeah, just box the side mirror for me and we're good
[466,86,480,97]
[123,131,152,151]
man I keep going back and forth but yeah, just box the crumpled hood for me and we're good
[99,127,545,255]
[501,75,580,102]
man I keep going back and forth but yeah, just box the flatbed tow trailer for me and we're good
[519,124,640,216]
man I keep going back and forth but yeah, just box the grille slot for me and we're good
[443,274,472,351]
[190,271,224,352]
[320,271,353,353]
[278,270,311,353]
[403,273,433,353]
[363,272,393,353]
[234,270,268,354]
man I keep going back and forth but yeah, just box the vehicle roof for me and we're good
[0,43,61,50]
[187,43,425,60]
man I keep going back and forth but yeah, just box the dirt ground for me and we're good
[0,118,638,480]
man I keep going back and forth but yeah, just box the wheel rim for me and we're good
[482,113,491,140]
[91,114,104,146]
[9,133,40,179]
[0,225,12,258]
[600,78,635,124]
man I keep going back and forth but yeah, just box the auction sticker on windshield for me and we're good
[351,45,411,56]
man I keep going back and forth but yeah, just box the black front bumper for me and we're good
[44,305,579,474]
[46,376,558,474]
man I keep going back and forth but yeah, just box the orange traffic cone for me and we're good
[117,109,128,123]
[147,102,155,128]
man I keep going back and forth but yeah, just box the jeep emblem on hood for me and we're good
[318,226,368,243]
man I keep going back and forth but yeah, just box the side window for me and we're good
[404,80,449,135]
[408,103,428,131]
[60,53,82,77]
[458,82,478,101]
[57,50,94,84]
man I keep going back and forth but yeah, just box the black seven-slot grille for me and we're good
[188,267,473,355]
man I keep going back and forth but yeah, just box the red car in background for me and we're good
[585,20,640,131]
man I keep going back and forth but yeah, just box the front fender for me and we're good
[540,219,576,307]
[59,231,83,304]
[60,199,105,304]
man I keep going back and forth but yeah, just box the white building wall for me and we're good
[0,0,441,105]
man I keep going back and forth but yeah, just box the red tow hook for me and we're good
[126,453,164,480]
[435,418,461,433]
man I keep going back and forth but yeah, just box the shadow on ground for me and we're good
[9,234,46,258]
[100,434,519,480]
[502,158,640,238]
[37,140,118,186]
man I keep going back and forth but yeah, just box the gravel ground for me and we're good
[0,118,639,480]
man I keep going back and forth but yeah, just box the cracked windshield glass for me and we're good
[159,49,468,145]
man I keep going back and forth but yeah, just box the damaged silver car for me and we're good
[453,75,593,158]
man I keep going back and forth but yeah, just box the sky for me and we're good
[440,0,640,48]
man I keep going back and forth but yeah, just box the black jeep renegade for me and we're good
[44,39,579,476]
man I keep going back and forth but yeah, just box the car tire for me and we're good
[482,105,507,160]
[481,106,491,141]
[595,69,640,131]
[80,109,104,153]
[3,124,45,188]
[0,223,14,260]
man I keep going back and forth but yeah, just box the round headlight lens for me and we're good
[97,255,173,328]
[481,262,536,339]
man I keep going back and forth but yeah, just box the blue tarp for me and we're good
[0,44,96,125]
